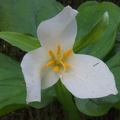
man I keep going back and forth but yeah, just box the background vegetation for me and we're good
[0,0,120,120]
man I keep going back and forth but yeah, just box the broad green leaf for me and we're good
[0,53,26,110]
[111,67,120,99]
[0,104,25,116]
[109,31,120,55]
[75,97,116,116]
[76,1,100,39]
[107,66,120,102]
[114,101,120,109]
[103,42,120,62]
[0,32,40,52]
[36,0,63,26]
[114,41,120,53]
[0,0,59,36]
[76,2,120,59]
[89,28,117,59]
[112,67,120,110]
[0,0,45,36]
[76,1,120,39]
[116,31,120,42]
[74,12,109,52]
[106,52,120,69]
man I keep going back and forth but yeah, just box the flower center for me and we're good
[46,45,72,72]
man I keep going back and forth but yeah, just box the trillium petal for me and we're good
[61,53,118,99]
[41,67,59,89]
[37,6,78,51]
[21,48,48,103]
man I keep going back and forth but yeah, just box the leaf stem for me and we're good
[54,80,80,120]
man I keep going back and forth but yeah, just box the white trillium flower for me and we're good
[21,6,118,103]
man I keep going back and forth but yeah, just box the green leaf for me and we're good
[76,1,120,59]
[116,31,120,42]
[103,35,120,61]
[114,101,120,110]
[75,97,116,116]
[0,32,40,52]
[104,67,120,110]
[88,28,117,59]
[110,67,120,102]
[112,67,120,109]
[114,31,120,53]
[106,52,120,69]
[0,53,26,110]
[0,104,25,116]
[76,1,100,39]
[36,0,63,26]
[111,67,120,99]
[0,0,62,37]
[114,41,120,53]
[74,12,109,52]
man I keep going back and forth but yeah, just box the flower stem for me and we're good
[54,80,80,120]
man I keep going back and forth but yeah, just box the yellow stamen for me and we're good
[57,45,61,55]
[63,62,70,67]
[54,66,60,72]
[63,48,72,58]
[46,60,55,67]
[46,45,72,72]
[49,50,54,57]
[59,61,66,71]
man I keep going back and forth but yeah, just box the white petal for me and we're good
[21,48,48,103]
[41,67,59,89]
[37,6,78,51]
[60,53,118,99]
